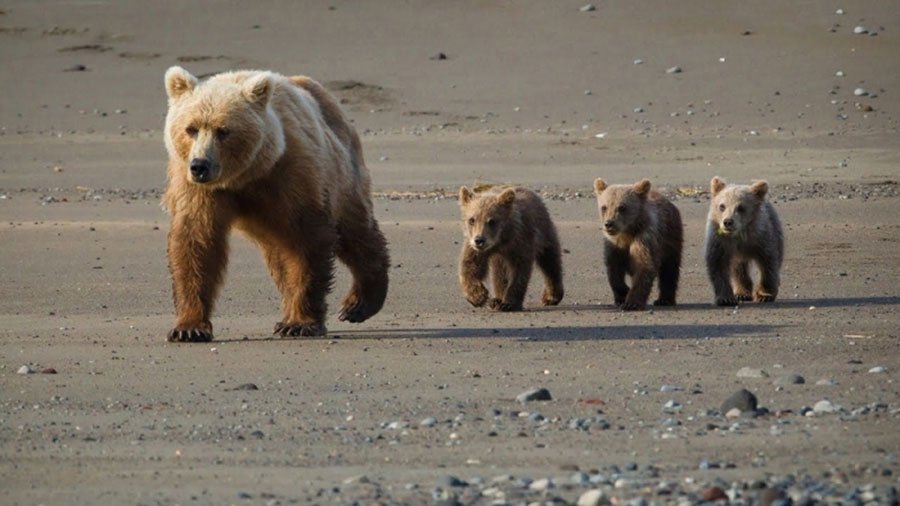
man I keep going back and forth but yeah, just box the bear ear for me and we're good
[165,66,198,100]
[750,180,769,199]
[243,73,274,106]
[593,178,607,194]
[632,179,651,197]
[497,188,516,207]
[710,176,726,196]
[459,186,473,205]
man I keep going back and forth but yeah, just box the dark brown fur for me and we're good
[163,68,389,342]
[458,186,564,312]
[593,178,683,310]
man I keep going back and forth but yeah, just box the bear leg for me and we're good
[604,242,630,307]
[335,220,390,323]
[459,244,490,307]
[731,261,754,301]
[754,254,780,303]
[495,253,532,312]
[706,235,738,306]
[489,255,511,307]
[166,203,233,342]
[654,252,681,307]
[537,239,564,306]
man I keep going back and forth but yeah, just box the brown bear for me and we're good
[592,178,683,310]
[705,176,783,305]
[458,186,564,311]
[162,67,389,341]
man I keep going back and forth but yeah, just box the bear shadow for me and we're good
[529,295,900,312]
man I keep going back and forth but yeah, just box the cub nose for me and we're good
[604,220,615,230]
[473,236,486,248]
[723,218,734,228]
[189,158,211,181]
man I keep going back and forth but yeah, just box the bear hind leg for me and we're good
[654,252,681,307]
[336,220,390,323]
[731,261,754,301]
[536,241,564,306]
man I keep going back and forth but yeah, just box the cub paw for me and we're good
[274,321,326,338]
[167,327,214,343]
[653,298,676,307]
[465,285,489,307]
[715,295,739,306]
[734,291,753,301]
[493,300,522,312]
[754,291,777,303]
[541,288,563,306]
[339,297,377,323]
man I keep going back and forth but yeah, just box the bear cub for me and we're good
[705,176,784,305]
[458,186,564,311]
[593,178,683,310]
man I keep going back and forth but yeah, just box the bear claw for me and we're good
[167,327,214,343]
[715,296,739,306]
[338,301,376,323]
[621,301,646,311]
[489,298,522,312]
[274,322,326,338]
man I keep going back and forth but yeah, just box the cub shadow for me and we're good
[531,296,900,312]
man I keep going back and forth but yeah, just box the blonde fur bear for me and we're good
[705,176,784,305]
[162,67,389,341]
[458,186,564,311]
[593,178,683,310]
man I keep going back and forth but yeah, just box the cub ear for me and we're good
[498,188,516,207]
[165,66,197,101]
[459,186,473,206]
[243,72,274,106]
[593,178,608,194]
[710,176,726,196]
[632,179,651,197]
[750,180,769,199]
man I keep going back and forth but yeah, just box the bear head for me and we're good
[458,186,517,252]
[163,67,285,188]
[593,178,652,239]
[708,176,769,236]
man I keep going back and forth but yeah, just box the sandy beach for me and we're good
[1,1,899,504]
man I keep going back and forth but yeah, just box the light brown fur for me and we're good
[705,177,783,305]
[458,186,564,311]
[593,178,683,310]
[162,67,389,341]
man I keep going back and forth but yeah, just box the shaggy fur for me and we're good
[593,178,683,310]
[705,176,784,305]
[458,186,564,312]
[163,67,389,341]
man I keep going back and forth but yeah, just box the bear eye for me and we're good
[215,127,230,140]
[617,204,627,213]
[185,126,198,138]
[486,218,495,227]
[600,205,607,213]
[467,217,475,226]
[718,204,726,212]
[735,204,744,213]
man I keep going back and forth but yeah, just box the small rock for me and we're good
[17,365,34,375]
[580,4,596,12]
[725,408,742,419]
[737,367,769,378]
[516,387,552,403]
[868,366,886,374]
[835,70,845,77]
[570,472,590,485]
[721,388,758,414]
[666,66,682,74]
[420,417,437,427]
[578,489,611,506]
[774,374,805,386]
[438,475,467,488]
[233,383,259,391]
[527,412,545,423]
[430,52,448,61]
[662,399,682,413]
[816,378,837,386]
[660,384,681,393]
[40,367,58,374]
[633,59,643,65]
[853,26,868,34]
[835,8,844,15]
[854,88,868,96]
[633,107,644,113]
[529,478,553,491]
[813,399,838,414]
[702,486,728,502]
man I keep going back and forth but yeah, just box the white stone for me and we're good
[17,365,34,375]
[868,366,886,374]
[578,489,611,506]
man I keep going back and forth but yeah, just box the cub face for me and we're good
[164,66,274,187]
[709,177,768,235]
[458,187,516,252]
[593,178,651,237]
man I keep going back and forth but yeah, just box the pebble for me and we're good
[578,489,611,506]
[516,387,552,403]
[633,59,643,65]
[721,389,758,413]
[835,70,845,77]
[662,399,682,413]
[737,367,769,379]
[420,417,437,427]
[233,383,259,391]
[702,486,728,501]
[529,478,553,491]
[854,87,868,96]
[438,475,467,488]
[666,66,682,74]
[40,367,58,374]
[853,26,868,34]
[816,378,837,386]
[868,366,886,374]
[580,4,596,12]
[835,8,844,15]
[660,384,681,393]
[773,373,805,386]
[17,365,34,375]
[633,107,644,113]
[571,472,590,485]
[813,399,839,414]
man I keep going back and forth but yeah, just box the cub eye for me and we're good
[185,126,198,138]
[735,204,744,213]
[617,205,627,213]
[600,205,607,213]
[486,218,495,227]
[467,217,475,225]
[215,127,230,140]
[718,204,726,212]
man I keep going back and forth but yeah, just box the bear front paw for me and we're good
[734,291,753,301]
[754,291,777,303]
[621,301,646,311]
[465,285,489,307]
[652,298,676,307]
[489,299,522,312]
[167,327,214,343]
[339,298,377,323]
[715,295,739,306]
[274,321,327,338]
[541,289,563,306]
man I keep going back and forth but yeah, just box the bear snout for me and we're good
[189,158,214,183]
[722,217,735,230]
[472,235,487,249]
[604,220,618,234]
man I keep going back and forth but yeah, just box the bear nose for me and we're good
[190,158,211,181]
[473,236,486,248]
[723,218,734,228]
[604,220,615,230]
